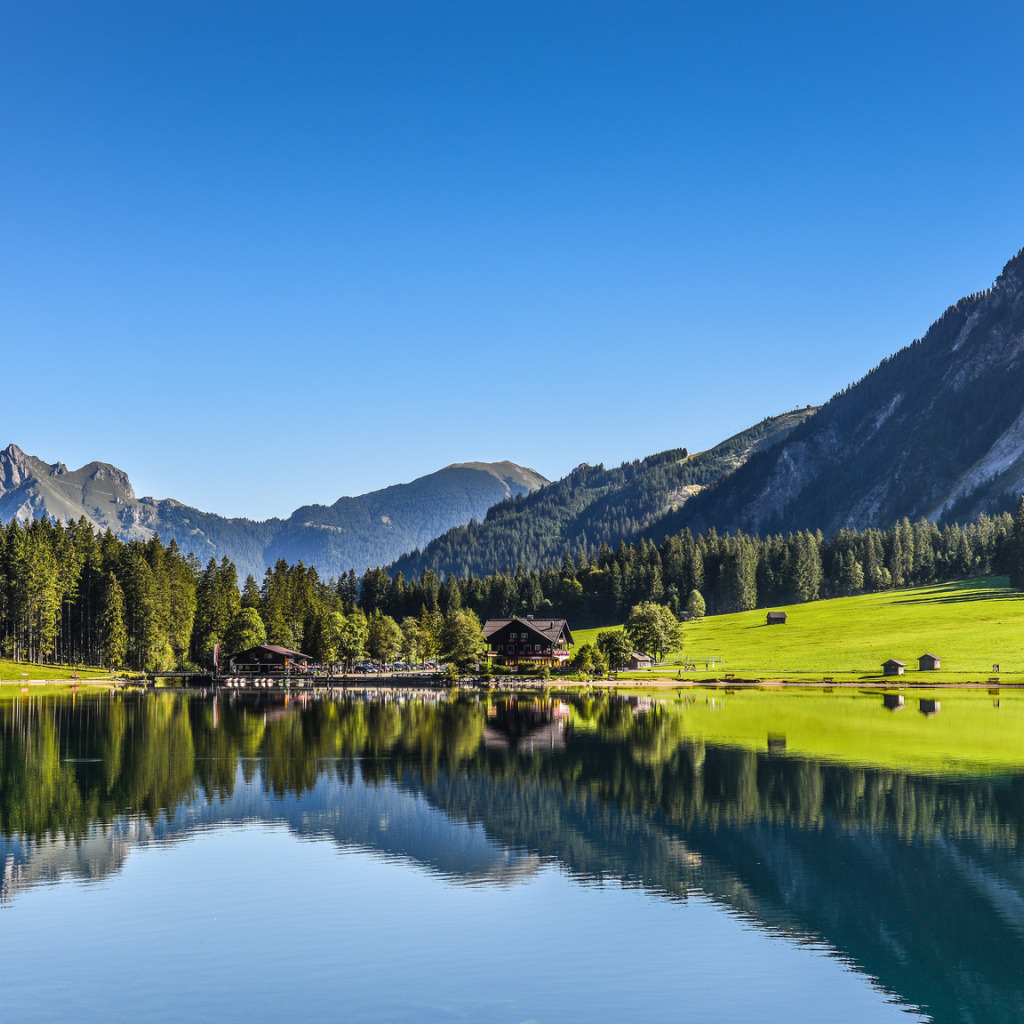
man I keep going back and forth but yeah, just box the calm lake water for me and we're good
[1,690,1022,1023]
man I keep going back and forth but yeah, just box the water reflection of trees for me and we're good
[4,693,1024,1024]
[4,694,1024,852]
[0,696,194,840]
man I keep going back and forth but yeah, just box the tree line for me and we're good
[0,516,489,672]
[361,511,1018,627]
[1,505,1020,671]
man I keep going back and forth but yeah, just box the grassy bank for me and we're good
[574,575,1024,683]
[0,660,113,682]
[0,660,115,698]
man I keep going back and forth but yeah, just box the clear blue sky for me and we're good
[4,1,1024,519]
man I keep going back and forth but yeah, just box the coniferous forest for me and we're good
[1,505,1020,672]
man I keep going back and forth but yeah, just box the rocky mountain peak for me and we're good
[995,246,1024,291]
[0,443,38,493]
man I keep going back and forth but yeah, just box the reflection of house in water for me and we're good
[484,699,570,752]
[627,696,656,714]
[226,691,303,721]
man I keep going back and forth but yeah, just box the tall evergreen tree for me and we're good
[99,573,128,671]
[1009,496,1024,590]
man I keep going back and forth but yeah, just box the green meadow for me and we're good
[0,660,113,686]
[574,575,1024,683]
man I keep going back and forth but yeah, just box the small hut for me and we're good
[627,651,654,670]
[918,653,941,671]
[882,659,906,677]
[766,611,787,625]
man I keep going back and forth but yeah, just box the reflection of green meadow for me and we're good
[626,689,1024,776]
[575,576,1024,682]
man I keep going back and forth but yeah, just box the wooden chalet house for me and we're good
[230,644,313,674]
[483,616,574,669]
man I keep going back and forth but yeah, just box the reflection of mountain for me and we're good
[0,770,540,904]
[1,824,141,901]
[419,766,1024,1024]
[4,694,1024,1022]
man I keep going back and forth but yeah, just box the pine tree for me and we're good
[1009,496,1024,590]
[99,573,128,672]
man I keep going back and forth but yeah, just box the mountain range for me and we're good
[653,246,1024,540]
[6,245,1024,582]
[390,246,1024,577]
[0,446,546,581]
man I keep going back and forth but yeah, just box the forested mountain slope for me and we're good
[0,445,546,581]
[654,247,1024,540]
[260,462,546,578]
[389,409,814,579]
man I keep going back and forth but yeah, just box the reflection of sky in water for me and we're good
[0,768,928,1024]
[0,822,925,1024]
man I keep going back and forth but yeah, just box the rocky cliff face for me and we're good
[0,447,548,580]
[660,247,1024,538]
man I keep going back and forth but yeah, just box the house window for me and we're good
[496,644,503,651]
[534,644,541,652]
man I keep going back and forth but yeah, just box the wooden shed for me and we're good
[882,659,906,677]
[918,653,941,671]
[627,651,654,670]
[766,611,787,625]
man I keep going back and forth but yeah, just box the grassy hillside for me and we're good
[575,575,1024,683]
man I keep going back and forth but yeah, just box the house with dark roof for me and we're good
[230,644,313,673]
[482,616,574,669]
[882,658,906,677]
[918,653,941,671]
[627,651,654,670]
[766,611,787,625]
